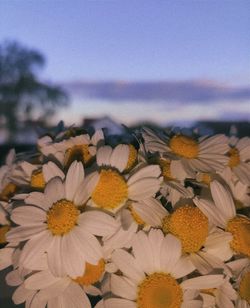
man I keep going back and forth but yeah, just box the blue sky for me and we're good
[1,0,250,84]
[0,0,250,126]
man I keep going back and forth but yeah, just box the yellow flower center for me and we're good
[64,144,92,167]
[125,144,138,172]
[200,173,212,185]
[239,271,250,304]
[169,135,199,159]
[162,205,209,253]
[73,259,105,286]
[47,199,80,235]
[226,216,250,257]
[30,169,45,189]
[128,204,145,226]
[0,182,16,201]
[228,147,240,168]
[159,159,173,180]
[91,169,128,211]
[137,272,183,308]
[0,225,10,244]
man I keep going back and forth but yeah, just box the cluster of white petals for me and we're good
[0,126,250,308]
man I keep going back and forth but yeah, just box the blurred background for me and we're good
[1,0,250,151]
[0,1,250,306]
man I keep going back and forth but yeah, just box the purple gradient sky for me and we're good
[1,0,250,84]
[0,0,249,125]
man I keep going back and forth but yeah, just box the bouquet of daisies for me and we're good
[0,126,250,308]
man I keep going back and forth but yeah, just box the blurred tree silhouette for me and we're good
[0,41,68,142]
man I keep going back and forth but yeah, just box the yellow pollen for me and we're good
[64,144,92,167]
[0,225,10,244]
[0,183,16,201]
[125,144,138,172]
[228,147,240,168]
[47,199,80,235]
[73,259,105,286]
[30,169,45,189]
[162,205,209,253]
[200,173,212,185]
[128,204,145,225]
[239,271,250,304]
[169,135,199,159]
[91,169,128,211]
[159,159,173,180]
[137,272,183,308]
[226,216,250,257]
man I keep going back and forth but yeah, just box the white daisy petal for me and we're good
[160,234,182,274]
[6,269,23,286]
[127,165,161,186]
[43,161,65,182]
[65,161,84,201]
[193,197,226,228]
[47,236,66,277]
[110,144,129,172]
[96,146,112,166]
[133,199,167,226]
[128,178,161,201]
[25,192,51,210]
[44,178,65,205]
[148,229,165,271]
[112,249,145,282]
[91,129,104,146]
[181,275,224,289]
[104,298,136,308]
[71,226,102,263]
[132,231,155,274]
[6,224,47,242]
[63,282,91,308]
[210,180,236,220]
[19,230,53,269]
[172,256,196,279]
[36,278,71,301]
[11,206,46,226]
[25,270,61,290]
[12,284,35,305]
[79,211,118,237]
[74,172,99,205]
[61,233,86,278]
[189,253,214,275]
[111,274,137,300]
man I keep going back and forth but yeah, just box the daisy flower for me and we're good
[200,275,237,308]
[142,128,229,177]
[227,258,250,307]
[120,198,168,230]
[88,144,162,214]
[158,158,194,206]
[6,267,39,308]
[6,161,119,278]
[11,160,64,189]
[221,136,250,185]
[194,180,250,259]
[102,229,224,308]
[11,256,107,308]
[161,203,230,274]
[38,129,104,167]
[220,167,250,209]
